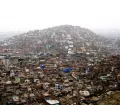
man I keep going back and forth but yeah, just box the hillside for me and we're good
[1,25,111,55]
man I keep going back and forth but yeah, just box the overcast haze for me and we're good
[0,0,120,37]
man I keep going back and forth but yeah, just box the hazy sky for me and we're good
[0,0,120,32]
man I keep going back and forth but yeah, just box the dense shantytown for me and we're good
[0,51,120,105]
[0,25,120,105]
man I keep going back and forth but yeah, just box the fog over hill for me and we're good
[0,31,26,41]
[93,28,120,38]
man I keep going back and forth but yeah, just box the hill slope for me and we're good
[1,25,110,55]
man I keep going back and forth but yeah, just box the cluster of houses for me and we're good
[0,51,120,105]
